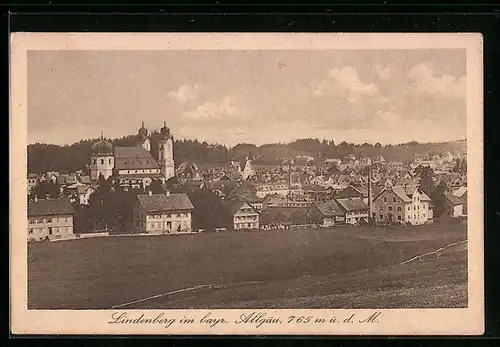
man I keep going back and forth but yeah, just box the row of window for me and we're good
[92,159,113,165]
[28,227,71,234]
[378,213,427,220]
[120,169,159,175]
[235,223,258,229]
[380,205,403,212]
[148,213,189,219]
[383,196,422,203]
[29,217,71,224]
[235,216,258,221]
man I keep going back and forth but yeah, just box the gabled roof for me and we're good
[452,186,468,198]
[28,198,74,217]
[336,197,368,212]
[444,192,463,206]
[227,200,256,215]
[313,200,344,217]
[114,147,159,170]
[374,186,412,203]
[136,193,194,212]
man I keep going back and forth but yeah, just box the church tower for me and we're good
[137,121,151,152]
[157,121,175,180]
[90,132,114,180]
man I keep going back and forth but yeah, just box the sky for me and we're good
[27,49,467,147]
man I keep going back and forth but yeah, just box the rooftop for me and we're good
[136,193,194,212]
[28,198,74,217]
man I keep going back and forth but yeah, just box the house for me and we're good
[310,200,345,227]
[452,186,468,216]
[336,184,369,204]
[444,192,464,217]
[133,192,195,234]
[373,185,433,225]
[77,185,95,205]
[335,197,369,224]
[28,197,74,242]
[227,200,259,230]
[242,158,256,180]
[27,173,38,193]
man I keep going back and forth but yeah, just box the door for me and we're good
[48,227,53,235]
[388,214,393,223]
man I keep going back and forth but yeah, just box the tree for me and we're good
[150,179,166,194]
[31,180,60,200]
[431,181,448,218]
[374,142,382,148]
[88,177,115,231]
[419,166,435,196]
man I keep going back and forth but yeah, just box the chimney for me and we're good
[148,190,153,196]
[165,190,171,197]
[34,195,38,202]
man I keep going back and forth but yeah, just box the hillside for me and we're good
[27,137,466,174]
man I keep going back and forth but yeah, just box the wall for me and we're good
[28,214,74,241]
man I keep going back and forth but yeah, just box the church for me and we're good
[90,122,175,190]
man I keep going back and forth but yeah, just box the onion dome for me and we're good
[138,121,148,140]
[160,121,171,138]
[92,131,113,155]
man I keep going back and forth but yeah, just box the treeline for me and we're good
[28,135,466,174]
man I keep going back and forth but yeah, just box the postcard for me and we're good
[10,32,484,335]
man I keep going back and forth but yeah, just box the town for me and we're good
[27,122,468,242]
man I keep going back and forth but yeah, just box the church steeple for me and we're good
[137,122,150,151]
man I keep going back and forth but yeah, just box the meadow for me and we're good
[28,218,467,309]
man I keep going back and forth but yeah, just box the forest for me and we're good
[27,134,467,174]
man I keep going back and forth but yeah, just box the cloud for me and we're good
[167,84,201,103]
[314,66,379,98]
[408,63,465,98]
[182,97,248,121]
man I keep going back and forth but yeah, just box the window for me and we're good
[109,159,112,164]
[388,206,392,212]
[409,215,411,219]
[101,159,104,165]
[397,206,402,212]
[423,214,426,218]
[28,229,33,234]
[177,214,181,218]
[384,197,387,202]
[398,215,402,221]
[93,159,96,165]
[380,214,383,220]
[47,218,52,223]
[408,206,411,211]
[380,205,384,211]
[393,197,396,203]
[417,205,420,210]
[414,214,416,219]
[37,219,43,224]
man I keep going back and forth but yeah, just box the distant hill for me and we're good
[27,137,466,174]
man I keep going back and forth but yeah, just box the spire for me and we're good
[100,131,103,140]
[141,121,144,128]
[164,121,166,127]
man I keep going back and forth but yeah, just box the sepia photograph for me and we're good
[10,33,484,335]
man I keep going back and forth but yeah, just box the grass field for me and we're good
[28,218,468,309]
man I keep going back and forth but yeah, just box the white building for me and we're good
[133,192,194,234]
